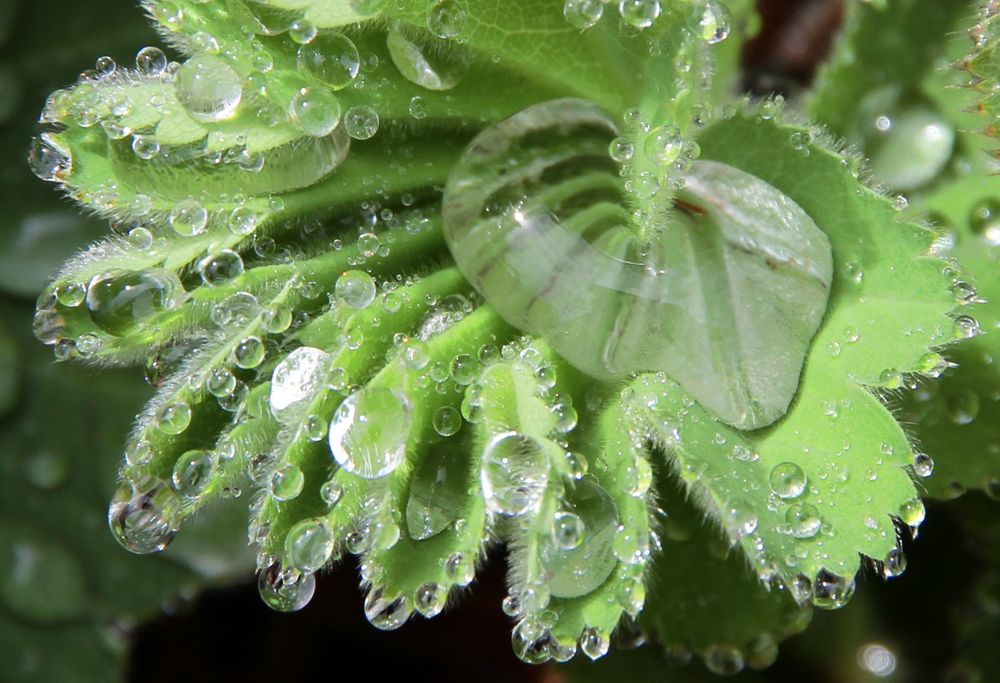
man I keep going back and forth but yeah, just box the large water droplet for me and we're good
[269,346,330,422]
[328,387,411,479]
[297,33,360,89]
[289,87,342,137]
[108,477,182,554]
[258,562,316,612]
[364,586,412,630]
[386,25,470,91]
[28,133,71,182]
[174,54,243,122]
[812,568,855,610]
[539,479,618,598]
[481,431,552,516]
[172,449,217,498]
[406,444,467,539]
[85,269,184,336]
[442,99,831,430]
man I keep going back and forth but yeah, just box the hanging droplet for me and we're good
[699,0,732,44]
[414,582,447,618]
[579,626,610,660]
[480,431,552,516]
[173,54,243,122]
[882,547,907,578]
[108,477,182,554]
[28,133,71,182]
[329,387,412,478]
[364,586,412,630]
[812,568,855,609]
[335,269,377,308]
[285,518,335,573]
[258,562,316,612]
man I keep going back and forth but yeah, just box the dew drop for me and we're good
[579,627,610,660]
[297,32,360,89]
[269,346,330,422]
[108,477,182,554]
[414,582,447,618]
[285,518,335,573]
[785,502,821,539]
[426,0,466,38]
[386,25,470,91]
[289,87,342,137]
[344,105,380,139]
[28,133,71,182]
[169,198,209,237]
[198,249,244,286]
[812,568,855,610]
[258,563,316,612]
[136,46,167,77]
[171,449,217,498]
[270,463,305,501]
[328,387,412,479]
[564,0,604,29]
[173,54,243,122]
[335,269,376,308]
[481,431,551,516]
[618,0,660,28]
[769,462,807,499]
[156,400,192,434]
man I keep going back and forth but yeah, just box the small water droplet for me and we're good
[329,387,411,478]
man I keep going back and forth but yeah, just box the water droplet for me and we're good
[156,400,192,435]
[552,511,584,550]
[136,46,167,76]
[344,105,380,139]
[432,405,462,436]
[207,367,236,397]
[952,315,980,339]
[444,551,475,586]
[285,519,334,573]
[270,463,305,501]
[898,498,925,527]
[426,0,467,38]
[83,269,183,336]
[769,462,807,499]
[320,478,344,507]
[297,33,359,89]
[699,0,731,44]
[608,136,634,162]
[481,431,551,516]
[28,133,71,182]
[785,502,821,539]
[579,627,609,660]
[329,387,411,478]
[618,0,660,28]
[269,346,330,422]
[258,563,315,612]
[335,269,376,308]
[812,569,855,609]
[289,18,318,44]
[365,586,412,630]
[623,456,653,497]
[169,198,209,236]
[171,449,217,497]
[233,335,265,369]
[289,87,342,137]
[882,547,906,578]
[108,477,182,554]
[564,0,604,28]
[543,479,621,597]
[174,54,243,122]
[414,582,447,618]
[198,250,245,288]
[912,452,934,478]
[406,444,466,540]
[386,25,470,91]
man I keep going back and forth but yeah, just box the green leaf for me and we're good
[632,106,956,601]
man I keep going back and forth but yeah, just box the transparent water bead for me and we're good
[328,387,411,479]
[85,269,184,336]
[172,449,217,498]
[173,54,243,122]
[365,586,412,630]
[405,445,466,540]
[442,99,832,430]
[768,462,807,499]
[297,33,360,90]
[258,563,316,612]
[386,25,470,91]
[539,479,619,598]
[28,133,71,182]
[269,346,331,422]
[289,87,342,137]
[344,105,380,140]
[481,431,552,516]
[564,0,604,29]
[285,518,335,573]
[108,477,182,554]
